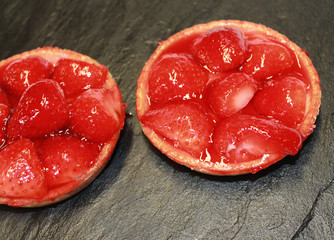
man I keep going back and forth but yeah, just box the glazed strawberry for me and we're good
[38,133,100,188]
[7,79,68,140]
[0,139,48,198]
[205,72,258,118]
[148,53,209,104]
[2,56,53,96]
[0,88,10,106]
[53,58,108,97]
[192,27,247,72]
[212,115,302,163]
[253,74,307,128]
[241,42,294,82]
[69,87,124,143]
[0,104,9,147]
[141,103,215,157]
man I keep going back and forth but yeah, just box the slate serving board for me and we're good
[0,0,333,239]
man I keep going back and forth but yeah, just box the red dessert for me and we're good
[136,20,321,175]
[0,47,125,207]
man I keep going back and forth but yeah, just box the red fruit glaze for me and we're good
[2,56,53,96]
[205,72,258,118]
[53,58,108,97]
[38,134,100,188]
[0,139,48,198]
[253,74,307,128]
[241,41,294,82]
[0,47,125,207]
[192,27,247,72]
[148,53,209,104]
[7,79,68,140]
[69,87,124,143]
[136,20,321,175]
[141,103,215,157]
[212,115,302,163]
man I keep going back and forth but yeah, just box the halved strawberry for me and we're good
[37,133,100,188]
[205,72,258,118]
[2,56,53,96]
[148,53,209,104]
[7,79,68,140]
[192,27,247,72]
[0,139,48,198]
[241,41,294,82]
[141,102,215,157]
[212,115,302,163]
[69,87,124,143]
[53,58,108,97]
[253,74,307,128]
[0,104,9,148]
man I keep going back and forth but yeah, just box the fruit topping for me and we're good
[212,115,302,163]
[136,20,321,175]
[0,139,48,199]
[205,72,258,118]
[148,53,209,104]
[141,103,215,157]
[0,47,125,207]
[7,79,68,140]
[241,41,294,82]
[53,58,108,97]
[38,133,100,188]
[2,56,53,96]
[252,74,308,127]
[192,27,247,72]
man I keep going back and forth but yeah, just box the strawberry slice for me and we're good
[148,53,209,104]
[2,56,53,96]
[205,72,258,118]
[212,115,302,163]
[141,103,215,157]
[241,41,294,82]
[7,79,68,140]
[0,104,9,147]
[37,133,100,188]
[53,58,108,97]
[253,74,307,127]
[0,139,47,198]
[192,27,247,72]
[69,87,124,143]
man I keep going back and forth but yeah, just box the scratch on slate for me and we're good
[291,178,334,239]
[230,199,252,240]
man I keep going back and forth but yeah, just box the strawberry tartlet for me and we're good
[136,20,321,175]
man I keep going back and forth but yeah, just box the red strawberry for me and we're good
[141,102,215,157]
[192,27,247,72]
[241,41,294,82]
[0,104,9,147]
[205,72,258,118]
[53,58,108,97]
[37,133,100,188]
[7,79,68,140]
[2,56,53,96]
[212,115,302,163]
[0,88,10,106]
[252,74,307,127]
[148,53,209,104]
[69,87,124,143]
[0,139,47,198]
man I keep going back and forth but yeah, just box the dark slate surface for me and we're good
[0,0,333,239]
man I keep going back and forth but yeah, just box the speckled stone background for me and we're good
[0,1,333,239]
